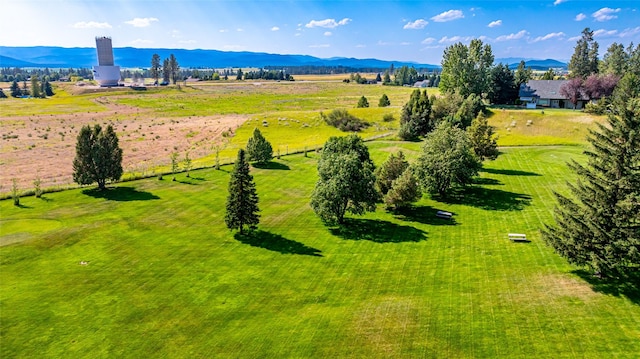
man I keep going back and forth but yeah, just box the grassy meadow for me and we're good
[2,142,639,358]
[2,79,636,358]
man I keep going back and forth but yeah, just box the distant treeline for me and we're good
[264,65,437,75]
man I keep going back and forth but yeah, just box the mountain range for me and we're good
[0,46,567,71]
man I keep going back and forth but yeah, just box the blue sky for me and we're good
[2,0,639,64]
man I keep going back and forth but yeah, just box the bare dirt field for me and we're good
[1,94,247,193]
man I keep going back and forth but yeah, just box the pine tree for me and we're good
[30,75,41,98]
[384,169,421,210]
[225,149,260,234]
[150,54,161,84]
[169,54,180,84]
[568,28,599,79]
[246,128,273,164]
[10,80,21,97]
[357,95,369,108]
[542,97,640,278]
[468,112,499,161]
[398,89,432,140]
[378,94,391,107]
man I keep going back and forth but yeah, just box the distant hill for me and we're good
[496,58,567,71]
[0,46,439,70]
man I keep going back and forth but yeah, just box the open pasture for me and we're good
[1,143,639,358]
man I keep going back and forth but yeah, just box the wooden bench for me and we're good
[508,233,528,242]
[436,211,453,219]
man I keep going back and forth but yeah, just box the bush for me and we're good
[383,114,395,122]
[321,109,370,132]
[378,94,391,107]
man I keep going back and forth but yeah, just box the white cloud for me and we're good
[567,36,581,41]
[400,42,411,46]
[130,39,153,45]
[431,10,464,22]
[619,26,640,37]
[403,19,428,29]
[532,32,565,42]
[219,29,228,33]
[309,44,330,48]
[237,28,244,32]
[495,30,528,41]
[324,31,332,36]
[593,29,618,37]
[438,36,472,43]
[553,0,567,5]
[125,17,158,28]
[271,26,280,31]
[575,13,587,21]
[377,41,392,46]
[72,21,112,29]
[488,20,502,28]
[421,37,436,45]
[305,18,351,28]
[592,7,621,22]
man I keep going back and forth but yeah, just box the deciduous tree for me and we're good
[384,169,421,210]
[310,135,378,224]
[440,39,494,97]
[542,97,640,278]
[375,151,409,195]
[560,78,584,109]
[225,149,260,233]
[414,122,481,197]
[72,124,123,190]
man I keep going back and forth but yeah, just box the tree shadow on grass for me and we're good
[573,270,640,305]
[234,230,322,256]
[481,168,541,177]
[252,161,290,170]
[472,177,502,186]
[436,186,532,211]
[330,218,427,243]
[392,206,458,226]
[82,186,160,201]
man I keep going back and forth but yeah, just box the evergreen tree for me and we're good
[310,135,378,224]
[382,70,391,84]
[169,54,180,84]
[150,53,161,84]
[72,124,123,190]
[43,80,54,96]
[10,80,21,97]
[246,128,273,164]
[514,60,533,88]
[542,97,640,278]
[468,112,499,161]
[375,151,409,195]
[0,88,6,99]
[568,28,599,79]
[384,169,421,211]
[357,95,369,108]
[236,68,243,80]
[378,94,391,107]
[414,122,481,197]
[601,43,628,77]
[488,63,518,105]
[398,89,432,140]
[225,149,260,234]
[162,58,171,83]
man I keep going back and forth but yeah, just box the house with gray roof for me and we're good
[519,80,588,109]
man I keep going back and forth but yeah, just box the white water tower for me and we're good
[92,37,121,86]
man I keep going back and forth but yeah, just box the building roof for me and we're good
[519,80,568,99]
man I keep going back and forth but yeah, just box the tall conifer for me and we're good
[542,97,640,278]
[225,149,260,233]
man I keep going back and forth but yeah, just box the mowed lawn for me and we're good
[1,144,639,358]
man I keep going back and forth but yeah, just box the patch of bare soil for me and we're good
[0,99,247,193]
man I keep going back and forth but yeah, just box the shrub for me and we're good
[378,94,391,107]
[321,109,370,132]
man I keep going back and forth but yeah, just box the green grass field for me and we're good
[2,143,639,358]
